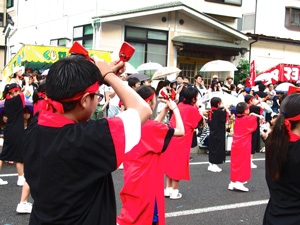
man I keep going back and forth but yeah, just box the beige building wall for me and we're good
[250,41,300,73]
[100,11,238,67]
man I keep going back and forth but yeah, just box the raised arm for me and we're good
[155,100,184,137]
[93,57,152,125]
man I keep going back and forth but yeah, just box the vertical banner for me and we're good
[250,60,256,87]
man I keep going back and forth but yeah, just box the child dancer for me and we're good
[117,85,184,225]
[23,55,152,224]
[207,97,230,172]
[0,83,26,186]
[163,87,202,199]
[16,84,46,214]
[228,102,262,192]
[0,112,7,185]
[245,94,263,168]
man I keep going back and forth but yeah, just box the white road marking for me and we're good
[0,158,265,177]
[165,199,269,218]
[0,173,18,177]
[190,158,265,165]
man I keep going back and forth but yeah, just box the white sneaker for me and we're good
[233,182,249,192]
[0,178,8,185]
[228,182,235,190]
[118,163,124,170]
[16,202,32,213]
[164,187,172,197]
[17,176,25,186]
[210,164,222,172]
[170,189,182,199]
[251,161,257,169]
[208,163,212,171]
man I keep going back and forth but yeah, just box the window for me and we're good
[0,13,3,27]
[285,7,300,28]
[73,24,93,49]
[7,0,14,9]
[50,38,70,47]
[243,13,255,31]
[125,27,168,74]
[205,0,242,6]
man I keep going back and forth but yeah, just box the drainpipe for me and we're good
[249,36,259,63]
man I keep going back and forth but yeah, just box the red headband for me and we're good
[38,92,46,99]
[247,97,254,104]
[284,113,300,141]
[8,87,21,93]
[40,82,100,114]
[60,82,100,102]
[237,105,250,117]
[144,93,155,103]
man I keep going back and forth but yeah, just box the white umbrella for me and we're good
[200,60,237,72]
[275,82,295,92]
[125,62,137,74]
[136,62,163,72]
[200,91,239,107]
[152,67,181,80]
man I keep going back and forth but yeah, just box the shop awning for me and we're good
[172,36,243,50]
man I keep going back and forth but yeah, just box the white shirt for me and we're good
[107,86,120,106]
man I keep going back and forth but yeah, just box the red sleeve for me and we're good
[107,117,126,169]
[20,93,25,108]
[144,121,174,153]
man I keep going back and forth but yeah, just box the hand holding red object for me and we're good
[118,42,135,63]
[69,41,94,63]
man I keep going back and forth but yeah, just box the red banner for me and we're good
[250,60,256,87]
[256,64,300,83]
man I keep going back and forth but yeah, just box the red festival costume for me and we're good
[117,120,174,225]
[230,115,257,182]
[163,102,202,181]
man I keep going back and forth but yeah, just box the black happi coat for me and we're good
[0,94,25,162]
[249,105,262,154]
[24,110,126,225]
[208,109,228,164]
[263,139,300,225]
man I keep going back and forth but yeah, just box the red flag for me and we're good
[250,60,256,87]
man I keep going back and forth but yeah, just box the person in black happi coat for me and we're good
[23,55,151,225]
[208,97,229,172]
[263,93,300,225]
[245,94,263,169]
[0,83,26,186]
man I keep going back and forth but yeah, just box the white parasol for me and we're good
[200,91,239,107]
[200,60,237,72]
[275,82,295,92]
[152,67,181,80]
[136,62,163,72]
[125,62,137,74]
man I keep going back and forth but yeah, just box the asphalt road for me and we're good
[0,151,269,225]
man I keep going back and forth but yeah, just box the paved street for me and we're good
[0,151,269,225]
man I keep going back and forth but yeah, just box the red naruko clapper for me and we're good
[118,42,135,63]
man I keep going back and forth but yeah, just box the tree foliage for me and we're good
[234,59,250,85]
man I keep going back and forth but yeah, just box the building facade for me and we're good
[237,0,300,77]
[4,0,299,84]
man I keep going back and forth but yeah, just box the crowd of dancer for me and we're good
[0,54,299,225]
